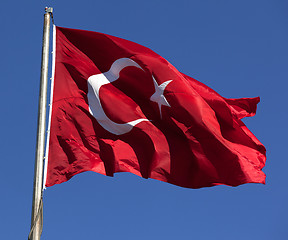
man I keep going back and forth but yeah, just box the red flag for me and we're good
[45,26,266,189]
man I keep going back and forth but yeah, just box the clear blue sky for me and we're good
[1,0,287,239]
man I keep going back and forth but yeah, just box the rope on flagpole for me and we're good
[28,195,43,240]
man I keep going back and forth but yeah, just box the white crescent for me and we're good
[87,58,149,135]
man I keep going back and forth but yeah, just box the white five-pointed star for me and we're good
[150,75,173,119]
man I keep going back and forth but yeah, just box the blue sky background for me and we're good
[1,0,288,239]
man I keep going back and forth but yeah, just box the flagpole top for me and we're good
[45,7,53,13]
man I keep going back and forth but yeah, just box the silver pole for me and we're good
[29,7,52,240]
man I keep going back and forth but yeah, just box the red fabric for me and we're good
[46,26,266,188]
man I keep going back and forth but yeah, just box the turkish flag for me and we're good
[45,26,266,188]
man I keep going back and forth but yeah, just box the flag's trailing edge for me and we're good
[45,26,266,189]
[43,25,56,190]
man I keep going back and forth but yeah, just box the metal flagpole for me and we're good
[29,7,53,240]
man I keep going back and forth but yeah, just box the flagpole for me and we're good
[29,7,52,240]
